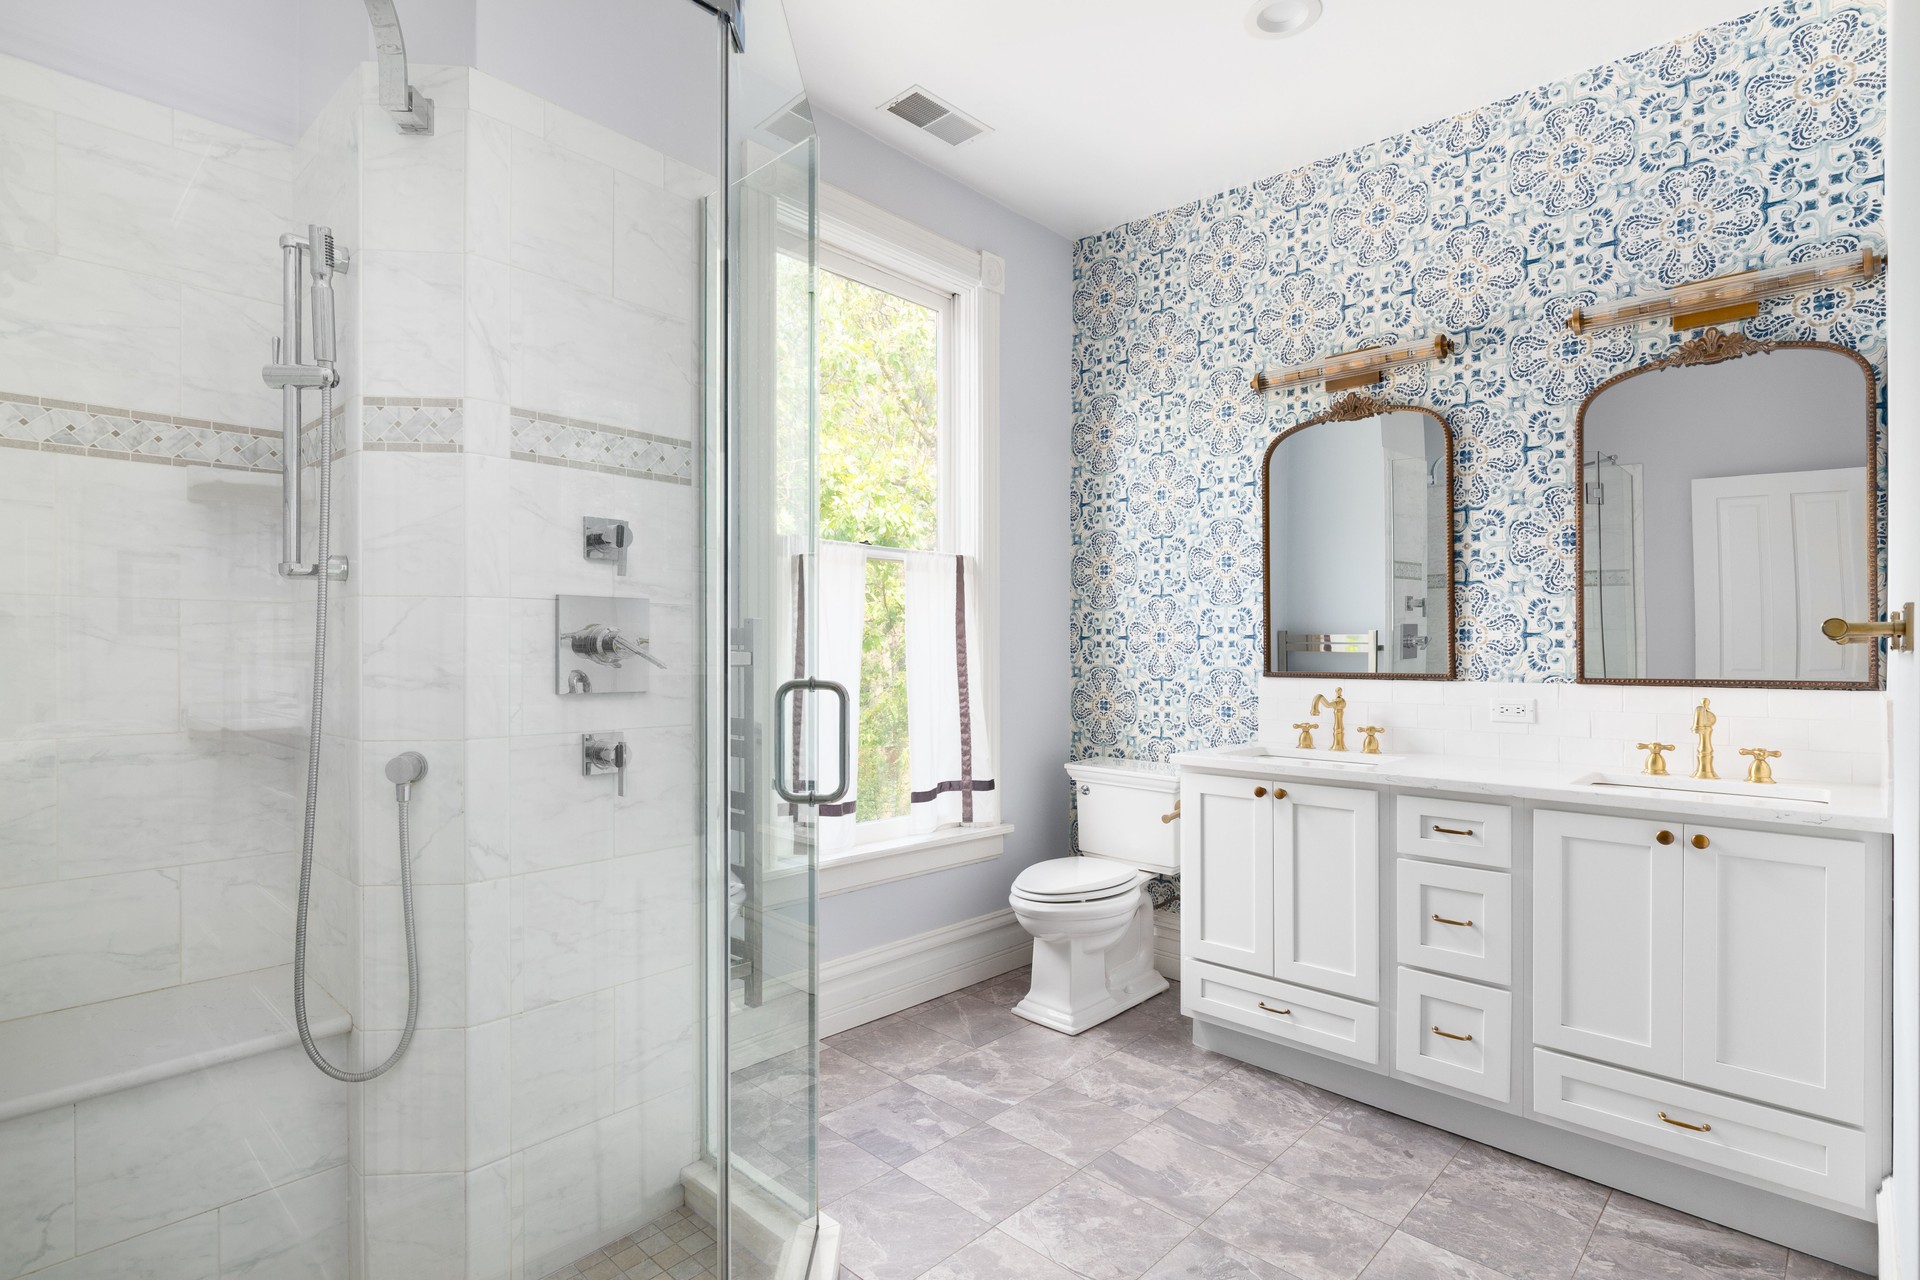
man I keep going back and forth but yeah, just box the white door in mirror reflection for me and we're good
[1692,468,1866,683]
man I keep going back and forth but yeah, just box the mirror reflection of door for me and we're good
[1263,400,1454,678]
[1576,340,1877,687]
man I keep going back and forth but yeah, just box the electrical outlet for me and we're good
[1490,699,1536,725]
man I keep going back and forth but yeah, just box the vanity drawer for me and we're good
[1395,794,1512,868]
[1396,859,1511,986]
[1531,1049,1870,1211]
[1394,968,1511,1103]
[1185,959,1379,1067]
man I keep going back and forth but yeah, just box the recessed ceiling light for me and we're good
[1245,0,1323,39]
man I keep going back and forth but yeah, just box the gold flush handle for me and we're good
[1637,742,1674,777]
[1739,748,1781,785]
[1821,604,1913,652]
[1258,1001,1292,1016]
[1657,1110,1712,1133]
[1655,829,1676,846]
[1431,1026,1474,1042]
[1160,800,1182,824]
[1431,913,1474,928]
[1691,833,1711,850]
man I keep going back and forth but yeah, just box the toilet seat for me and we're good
[1012,857,1139,903]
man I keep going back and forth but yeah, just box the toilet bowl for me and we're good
[1009,761,1177,1034]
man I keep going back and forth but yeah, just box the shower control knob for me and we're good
[582,733,628,798]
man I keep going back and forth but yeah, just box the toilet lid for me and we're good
[1013,857,1137,901]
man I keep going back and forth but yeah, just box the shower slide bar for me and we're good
[264,229,351,580]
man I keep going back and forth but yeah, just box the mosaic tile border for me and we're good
[362,397,464,453]
[511,407,695,486]
[0,392,282,473]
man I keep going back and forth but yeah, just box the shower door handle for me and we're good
[772,678,851,807]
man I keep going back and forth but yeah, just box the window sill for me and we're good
[818,823,1014,897]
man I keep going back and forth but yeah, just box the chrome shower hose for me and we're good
[292,380,422,1082]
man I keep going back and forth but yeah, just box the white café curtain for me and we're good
[904,552,997,833]
[811,541,867,856]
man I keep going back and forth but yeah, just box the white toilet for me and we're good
[1009,760,1177,1034]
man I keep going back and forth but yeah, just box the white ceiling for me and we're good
[785,0,1767,240]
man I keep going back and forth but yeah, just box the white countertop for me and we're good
[1171,745,1892,834]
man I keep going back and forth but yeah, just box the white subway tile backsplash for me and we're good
[1260,678,1891,787]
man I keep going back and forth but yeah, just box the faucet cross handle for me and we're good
[1292,722,1318,750]
[1739,747,1782,785]
[1637,742,1675,777]
[1356,726,1384,755]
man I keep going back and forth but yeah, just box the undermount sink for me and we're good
[1231,745,1403,768]
[1574,771,1832,806]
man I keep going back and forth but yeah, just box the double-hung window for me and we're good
[810,187,1007,892]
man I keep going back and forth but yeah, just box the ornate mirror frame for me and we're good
[1259,392,1459,681]
[1572,327,1883,691]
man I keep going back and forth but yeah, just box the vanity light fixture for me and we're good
[1565,248,1882,334]
[1245,0,1323,39]
[1250,333,1456,394]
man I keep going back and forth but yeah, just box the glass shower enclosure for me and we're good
[0,2,825,1278]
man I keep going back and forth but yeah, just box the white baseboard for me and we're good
[820,908,1031,1036]
[1153,909,1182,982]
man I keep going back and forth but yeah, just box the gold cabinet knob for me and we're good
[1691,833,1711,850]
[1253,786,1268,798]
[1655,830,1675,845]
[1273,787,1286,800]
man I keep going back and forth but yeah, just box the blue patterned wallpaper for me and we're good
[1068,0,1888,762]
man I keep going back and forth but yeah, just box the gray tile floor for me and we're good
[821,974,1867,1280]
[542,1205,718,1280]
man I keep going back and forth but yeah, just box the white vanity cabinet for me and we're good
[1176,754,1890,1245]
[1535,809,1870,1125]
[1180,774,1378,998]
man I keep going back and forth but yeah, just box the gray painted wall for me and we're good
[1582,348,1871,676]
[810,109,1075,963]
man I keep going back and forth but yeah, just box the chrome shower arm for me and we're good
[363,0,435,135]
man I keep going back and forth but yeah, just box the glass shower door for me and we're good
[710,126,828,1280]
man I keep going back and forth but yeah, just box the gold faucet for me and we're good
[1740,747,1781,784]
[1292,722,1318,749]
[1310,687,1349,752]
[1691,699,1717,780]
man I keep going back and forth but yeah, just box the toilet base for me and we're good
[1012,967,1168,1036]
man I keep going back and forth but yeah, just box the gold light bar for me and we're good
[1566,248,1882,334]
[1250,334,1455,394]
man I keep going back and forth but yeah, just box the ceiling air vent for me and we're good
[761,94,816,147]
[882,85,990,147]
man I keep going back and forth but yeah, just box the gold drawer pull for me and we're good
[1431,824,1475,837]
[1258,1001,1292,1016]
[1430,1026,1473,1042]
[1657,1110,1712,1133]
[1430,913,1474,928]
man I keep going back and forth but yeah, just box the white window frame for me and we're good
[812,183,1010,897]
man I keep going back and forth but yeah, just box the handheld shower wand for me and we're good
[269,223,425,1084]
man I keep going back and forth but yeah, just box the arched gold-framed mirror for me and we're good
[1573,328,1881,689]
[1260,392,1457,680]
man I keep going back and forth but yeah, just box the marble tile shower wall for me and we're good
[1067,0,1890,763]
[338,65,710,1280]
[0,52,706,1280]
[0,54,363,1280]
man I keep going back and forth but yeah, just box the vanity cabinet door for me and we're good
[1272,783,1380,1001]
[1681,824,1866,1124]
[1534,810,1684,1077]
[1181,773,1275,975]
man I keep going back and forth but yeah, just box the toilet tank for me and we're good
[1066,759,1180,875]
